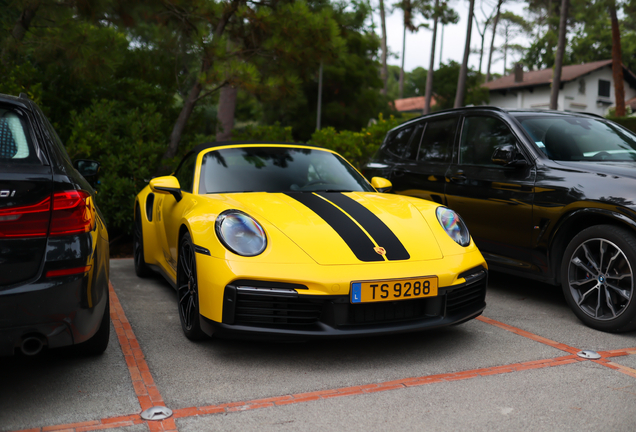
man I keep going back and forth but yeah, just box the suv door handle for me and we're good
[448,170,467,183]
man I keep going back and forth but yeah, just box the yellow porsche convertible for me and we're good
[134,142,488,340]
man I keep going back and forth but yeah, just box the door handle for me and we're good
[448,171,467,183]
[392,169,405,177]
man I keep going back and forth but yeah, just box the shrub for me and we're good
[66,99,167,237]
[308,113,403,168]
[233,122,294,142]
[606,116,636,134]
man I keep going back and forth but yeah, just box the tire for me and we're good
[561,225,636,333]
[134,205,152,278]
[74,299,110,356]
[177,232,207,340]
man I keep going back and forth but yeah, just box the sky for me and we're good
[375,0,530,75]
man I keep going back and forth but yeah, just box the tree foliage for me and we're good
[261,1,391,142]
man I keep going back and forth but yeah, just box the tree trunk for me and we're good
[424,0,439,114]
[486,0,503,82]
[163,78,205,160]
[609,0,625,117]
[216,85,238,141]
[399,22,407,99]
[503,39,508,75]
[380,0,389,95]
[12,1,40,41]
[439,24,444,68]
[550,0,569,110]
[454,0,475,108]
[161,3,238,162]
[477,20,486,74]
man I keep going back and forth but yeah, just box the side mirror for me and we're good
[150,176,182,202]
[491,145,528,167]
[371,177,392,193]
[74,159,100,189]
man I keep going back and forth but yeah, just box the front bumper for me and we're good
[201,268,487,340]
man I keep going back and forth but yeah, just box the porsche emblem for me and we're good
[374,246,386,256]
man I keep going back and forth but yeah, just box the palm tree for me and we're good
[424,0,440,114]
[397,0,419,98]
[424,0,457,113]
[486,0,504,82]
[609,0,625,116]
[380,0,389,95]
[454,0,476,108]
[549,0,569,110]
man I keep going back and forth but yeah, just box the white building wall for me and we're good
[487,65,636,115]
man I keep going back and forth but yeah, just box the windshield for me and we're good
[198,147,375,194]
[513,115,636,162]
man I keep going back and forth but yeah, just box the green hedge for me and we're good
[235,113,408,169]
[606,116,636,133]
[308,113,405,169]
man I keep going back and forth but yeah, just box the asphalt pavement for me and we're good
[1,258,635,432]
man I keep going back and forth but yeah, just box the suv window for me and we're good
[460,116,517,166]
[385,124,416,158]
[174,153,197,193]
[417,117,457,162]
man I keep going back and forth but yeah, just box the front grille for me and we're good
[446,278,486,314]
[347,298,429,325]
[234,292,323,326]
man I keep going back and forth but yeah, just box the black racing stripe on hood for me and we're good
[285,193,383,262]
[318,193,410,261]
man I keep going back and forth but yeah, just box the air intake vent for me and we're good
[234,292,323,326]
[446,278,486,314]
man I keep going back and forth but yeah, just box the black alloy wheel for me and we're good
[177,232,206,340]
[133,205,151,278]
[561,225,636,332]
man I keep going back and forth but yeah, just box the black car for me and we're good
[0,93,110,356]
[364,106,636,333]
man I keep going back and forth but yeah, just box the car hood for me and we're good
[222,192,444,265]
[555,160,636,180]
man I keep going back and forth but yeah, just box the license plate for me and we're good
[350,277,438,303]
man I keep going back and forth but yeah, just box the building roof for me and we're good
[393,96,437,112]
[483,60,636,91]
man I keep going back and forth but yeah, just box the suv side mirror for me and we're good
[74,159,100,176]
[150,176,183,202]
[74,159,100,188]
[491,145,528,167]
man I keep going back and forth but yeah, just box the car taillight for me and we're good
[50,190,94,236]
[0,190,94,238]
[0,197,51,237]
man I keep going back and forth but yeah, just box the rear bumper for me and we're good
[201,269,487,341]
[0,232,109,356]
[0,274,109,356]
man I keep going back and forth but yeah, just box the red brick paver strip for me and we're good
[12,285,636,432]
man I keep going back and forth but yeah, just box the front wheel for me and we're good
[561,225,636,332]
[177,232,207,340]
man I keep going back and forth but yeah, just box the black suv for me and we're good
[0,93,110,356]
[364,106,636,333]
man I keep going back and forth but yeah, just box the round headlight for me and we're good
[215,210,267,256]
[436,207,470,247]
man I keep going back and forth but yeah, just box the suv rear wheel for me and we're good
[561,225,636,332]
